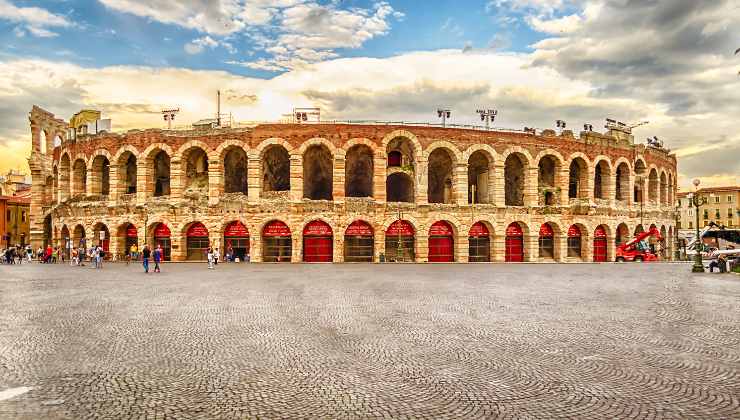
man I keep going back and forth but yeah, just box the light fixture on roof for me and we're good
[476,109,498,130]
[436,108,451,127]
[584,124,593,132]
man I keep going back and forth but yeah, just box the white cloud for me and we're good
[0,0,73,38]
[527,13,582,34]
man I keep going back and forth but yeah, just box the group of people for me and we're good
[1,245,32,264]
[139,244,163,273]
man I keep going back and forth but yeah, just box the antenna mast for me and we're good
[217,90,221,127]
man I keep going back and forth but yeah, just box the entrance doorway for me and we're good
[428,221,454,262]
[224,221,249,262]
[344,221,374,262]
[303,220,333,262]
[593,226,607,262]
[505,222,524,262]
[468,222,490,262]
[153,223,171,261]
[263,220,292,262]
[385,220,415,262]
[186,222,209,261]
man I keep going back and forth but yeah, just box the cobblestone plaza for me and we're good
[1,263,739,419]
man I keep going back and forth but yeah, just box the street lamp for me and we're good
[437,109,451,127]
[476,109,497,129]
[689,178,710,273]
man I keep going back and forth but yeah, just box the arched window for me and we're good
[345,145,374,198]
[505,222,524,262]
[262,145,290,194]
[538,223,554,259]
[344,221,374,262]
[428,149,454,204]
[468,151,490,204]
[186,222,209,261]
[428,221,454,262]
[303,220,333,262]
[224,147,248,194]
[385,220,415,262]
[468,222,490,262]
[567,225,582,258]
[262,221,292,262]
[303,145,333,200]
[504,154,526,206]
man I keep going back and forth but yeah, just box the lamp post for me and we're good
[476,109,497,129]
[437,109,451,127]
[689,178,708,273]
[674,201,681,261]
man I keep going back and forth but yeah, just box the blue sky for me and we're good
[0,0,739,188]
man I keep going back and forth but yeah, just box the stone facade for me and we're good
[28,106,678,262]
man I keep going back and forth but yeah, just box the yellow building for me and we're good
[677,187,740,230]
[1,190,31,247]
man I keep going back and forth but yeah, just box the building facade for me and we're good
[28,106,678,262]
[1,192,31,248]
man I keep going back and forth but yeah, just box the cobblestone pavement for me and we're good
[1,262,739,419]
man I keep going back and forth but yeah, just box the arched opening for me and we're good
[538,223,555,260]
[344,220,374,262]
[60,225,70,250]
[91,155,110,196]
[262,220,292,262]
[59,154,70,201]
[303,145,333,200]
[345,145,374,198]
[223,147,248,194]
[634,224,644,236]
[594,160,609,200]
[386,172,414,202]
[185,222,209,261]
[537,155,560,206]
[386,137,416,170]
[568,158,588,199]
[43,214,52,247]
[119,152,137,194]
[468,151,490,204]
[93,222,110,254]
[428,221,454,262]
[72,159,87,197]
[182,147,209,196]
[39,130,47,154]
[152,223,172,261]
[303,220,333,262]
[615,163,629,202]
[505,222,524,262]
[224,221,249,262]
[261,145,290,194]
[428,148,454,204]
[387,150,402,167]
[119,223,138,258]
[593,225,608,262]
[468,222,491,262]
[385,220,415,262]
[659,172,667,205]
[73,224,86,248]
[616,223,630,246]
[648,168,659,204]
[152,150,171,197]
[504,153,526,206]
[567,225,583,258]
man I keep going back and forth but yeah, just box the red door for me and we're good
[428,221,454,262]
[505,223,524,262]
[593,226,607,262]
[303,220,333,262]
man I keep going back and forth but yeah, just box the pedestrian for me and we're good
[130,243,138,264]
[91,246,98,269]
[207,247,214,269]
[153,245,162,273]
[59,246,65,263]
[96,245,104,269]
[142,244,151,273]
[214,247,219,265]
[26,245,33,263]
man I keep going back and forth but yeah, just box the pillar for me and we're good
[456,234,468,262]
[333,153,345,202]
[170,158,183,199]
[493,163,505,207]
[416,232,428,262]
[375,152,387,202]
[524,166,538,207]
[454,163,467,205]
[247,155,261,201]
[290,154,302,201]
[208,159,222,204]
[109,165,119,201]
[493,232,505,262]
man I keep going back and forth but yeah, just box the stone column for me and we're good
[524,233,537,262]
[559,168,570,205]
[417,159,428,204]
[250,235,262,263]
[493,232,505,262]
[456,234,469,262]
[247,155,261,201]
[524,166,539,207]
[88,164,99,196]
[416,232,428,262]
[292,234,302,262]
[136,159,149,205]
[493,163,505,207]
[169,158,183,199]
[290,154,303,201]
[333,153,345,202]
[333,234,344,262]
[208,159,222,204]
[454,163,468,205]
[375,153,387,202]
[109,165,119,201]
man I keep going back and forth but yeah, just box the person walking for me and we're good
[153,245,162,273]
[96,245,104,269]
[207,247,215,269]
[142,244,151,273]
[214,247,219,266]
[130,243,138,265]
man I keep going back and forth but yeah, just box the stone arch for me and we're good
[261,143,291,194]
[424,141,462,162]
[535,150,565,206]
[303,143,334,200]
[502,150,530,206]
[345,143,374,198]
[659,170,668,205]
[593,157,611,200]
[538,220,564,260]
[566,222,589,259]
[567,153,590,199]
[648,167,659,204]
[222,144,249,195]
[427,146,456,204]
[614,160,630,203]
[381,130,423,159]
[59,152,71,201]
[298,137,337,155]
[144,146,172,197]
[255,138,294,157]
[89,150,112,197]
[466,147,495,204]
[179,145,210,194]
[115,147,139,195]
[71,157,87,197]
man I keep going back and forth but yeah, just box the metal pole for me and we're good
[692,195,705,272]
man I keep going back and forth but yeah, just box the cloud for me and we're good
[0,0,73,38]
[98,0,402,71]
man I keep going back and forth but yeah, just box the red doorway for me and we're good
[428,221,454,262]
[303,220,333,262]
[344,220,374,262]
[385,220,415,262]
[153,223,171,261]
[593,226,607,262]
[224,221,250,262]
[505,222,524,262]
[468,222,490,262]
[186,222,209,261]
[262,220,291,262]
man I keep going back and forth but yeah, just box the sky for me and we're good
[0,0,738,190]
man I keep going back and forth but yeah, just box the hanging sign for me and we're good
[429,221,453,237]
[539,223,553,238]
[303,221,332,237]
[263,221,291,237]
[187,223,209,237]
[594,226,607,238]
[469,222,489,238]
[154,224,171,237]
[386,220,414,237]
[99,231,106,241]
[126,225,138,238]
[568,225,582,237]
[345,221,373,237]
[225,221,249,237]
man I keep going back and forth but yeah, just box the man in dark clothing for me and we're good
[153,245,162,273]
[142,245,151,273]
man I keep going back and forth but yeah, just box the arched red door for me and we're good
[468,222,490,262]
[505,223,524,262]
[153,223,171,261]
[262,220,292,262]
[303,220,333,262]
[344,221,374,262]
[186,222,209,261]
[125,224,138,254]
[538,223,554,259]
[429,221,454,262]
[567,225,582,258]
[593,226,607,262]
[224,221,249,262]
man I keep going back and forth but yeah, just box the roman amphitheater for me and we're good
[27,106,677,263]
